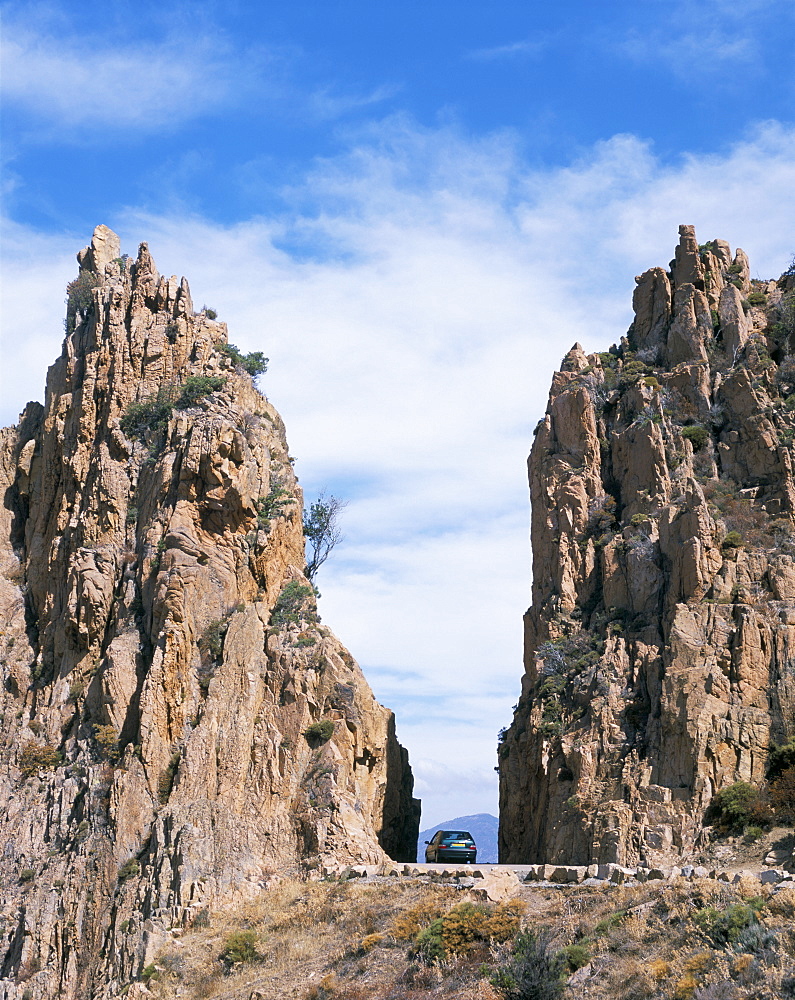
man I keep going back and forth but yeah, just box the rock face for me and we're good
[499,226,795,867]
[0,228,419,998]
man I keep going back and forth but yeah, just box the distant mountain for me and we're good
[418,813,499,863]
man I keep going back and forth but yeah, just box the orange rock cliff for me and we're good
[499,225,795,867]
[0,226,420,998]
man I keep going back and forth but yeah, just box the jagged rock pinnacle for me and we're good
[499,226,795,869]
[0,228,420,997]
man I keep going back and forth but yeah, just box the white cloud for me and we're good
[307,84,400,122]
[0,220,80,422]
[412,759,498,829]
[0,20,271,131]
[622,26,757,75]
[2,119,795,826]
[619,0,794,78]
[466,36,550,61]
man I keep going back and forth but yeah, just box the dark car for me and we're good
[424,830,477,864]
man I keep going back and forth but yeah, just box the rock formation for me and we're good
[0,226,419,998]
[499,226,795,867]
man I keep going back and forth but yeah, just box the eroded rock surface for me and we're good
[499,226,795,868]
[0,227,419,999]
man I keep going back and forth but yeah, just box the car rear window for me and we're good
[443,832,472,840]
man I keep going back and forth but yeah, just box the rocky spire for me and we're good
[499,226,795,868]
[0,227,420,997]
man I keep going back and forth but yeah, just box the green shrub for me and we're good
[141,963,158,983]
[694,902,761,946]
[18,868,35,883]
[93,723,119,760]
[598,351,618,369]
[203,306,218,320]
[177,375,226,409]
[706,781,770,832]
[768,739,795,781]
[120,377,226,440]
[118,857,140,882]
[617,357,651,389]
[66,680,86,705]
[643,376,660,389]
[681,424,709,450]
[722,531,744,551]
[536,632,602,679]
[270,581,317,626]
[770,765,795,823]
[747,291,767,306]
[490,928,565,1000]
[19,741,62,777]
[65,271,101,330]
[743,825,764,843]
[414,916,445,963]
[158,752,181,804]
[732,923,779,957]
[594,910,625,936]
[560,943,591,971]
[220,929,261,966]
[219,343,269,377]
[582,496,617,543]
[120,386,179,439]
[256,484,296,525]
[199,619,227,661]
[303,720,335,742]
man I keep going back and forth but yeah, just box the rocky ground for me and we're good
[118,827,795,1000]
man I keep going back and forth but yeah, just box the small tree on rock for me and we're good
[303,493,346,582]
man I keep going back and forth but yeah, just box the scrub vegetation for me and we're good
[115,872,795,999]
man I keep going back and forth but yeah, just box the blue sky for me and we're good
[2,0,795,826]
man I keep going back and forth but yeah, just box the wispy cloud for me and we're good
[617,0,794,79]
[622,26,758,76]
[3,119,794,824]
[0,19,272,131]
[466,35,550,61]
[307,84,400,122]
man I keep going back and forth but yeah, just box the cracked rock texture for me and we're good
[499,225,795,868]
[0,227,419,999]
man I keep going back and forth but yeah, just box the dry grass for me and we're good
[137,874,795,1000]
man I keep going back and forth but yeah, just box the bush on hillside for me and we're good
[705,782,771,832]
[490,928,565,1000]
[682,425,709,451]
[120,377,226,439]
[270,581,318,626]
[19,741,62,777]
[768,739,795,781]
[219,342,269,377]
[770,766,795,823]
